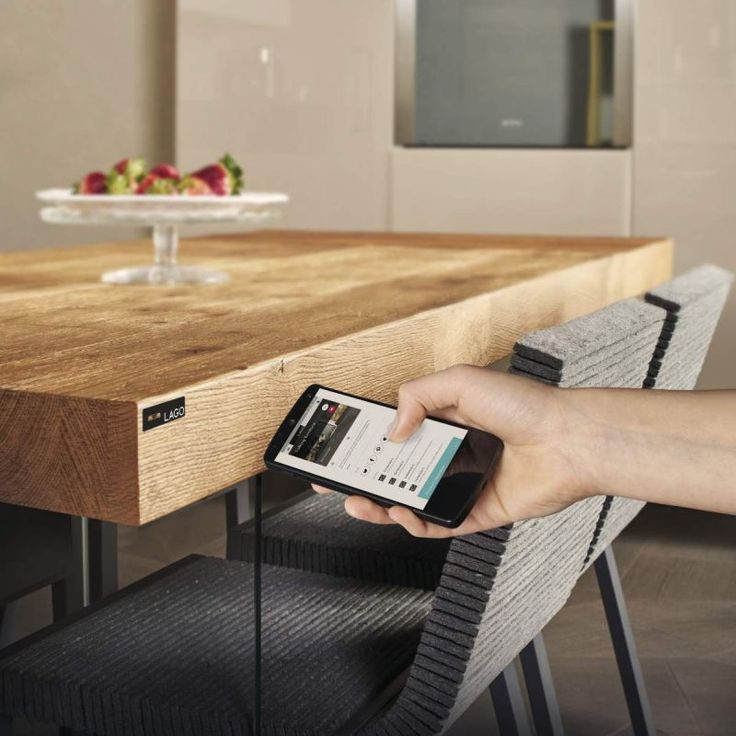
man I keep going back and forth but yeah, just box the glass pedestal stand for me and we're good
[101,225,229,285]
[36,189,289,286]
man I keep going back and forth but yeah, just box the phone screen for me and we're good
[275,388,468,511]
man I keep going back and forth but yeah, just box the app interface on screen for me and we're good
[277,388,468,510]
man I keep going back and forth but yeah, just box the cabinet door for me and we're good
[396,0,633,148]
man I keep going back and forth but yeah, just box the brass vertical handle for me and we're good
[394,0,417,146]
[613,0,636,147]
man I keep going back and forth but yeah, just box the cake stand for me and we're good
[36,189,289,285]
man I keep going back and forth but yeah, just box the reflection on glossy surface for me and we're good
[410,0,617,147]
[177,0,393,231]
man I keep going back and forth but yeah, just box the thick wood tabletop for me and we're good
[0,230,672,524]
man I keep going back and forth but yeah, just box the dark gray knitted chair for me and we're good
[0,504,603,736]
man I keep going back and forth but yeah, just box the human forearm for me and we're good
[324,366,736,538]
[564,388,736,514]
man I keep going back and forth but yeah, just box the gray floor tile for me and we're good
[666,658,736,735]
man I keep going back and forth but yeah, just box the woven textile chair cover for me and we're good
[240,492,449,590]
[365,298,668,735]
[0,557,435,735]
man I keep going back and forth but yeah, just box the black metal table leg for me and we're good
[253,473,263,736]
[51,579,71,623]
[489,663,532,736]
[594,545,655,736]
[87,519,118,603]
[520,634,565,736]
[51,515,86,621]
[226,482,256,560]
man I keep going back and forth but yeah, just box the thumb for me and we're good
[388,366,470,442]
[388,397,427,443]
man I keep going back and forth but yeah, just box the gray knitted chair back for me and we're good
[591,264,733,556]
[644,264,732,389]
[362,297,668,736]
[510,297,665,389]
[510,297,668,568]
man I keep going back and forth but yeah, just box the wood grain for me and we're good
[0,230,673,524]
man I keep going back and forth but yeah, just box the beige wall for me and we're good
[176,0,393,231]
[632,0,736,388]
[0,0,175,252]
[392,148,632,236]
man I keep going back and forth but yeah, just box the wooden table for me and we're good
[0,230,672,526]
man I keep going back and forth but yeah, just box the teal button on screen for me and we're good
[418,436,463,500]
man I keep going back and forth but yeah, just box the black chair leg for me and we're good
[594,545,655,736]
[489,663,532,736]
[520,634,565,736]
[225,482,256,560]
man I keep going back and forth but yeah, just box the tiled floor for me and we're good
[4,494,735,735]
[546,507,736,736]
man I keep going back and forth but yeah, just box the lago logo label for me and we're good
[142,397,186,432]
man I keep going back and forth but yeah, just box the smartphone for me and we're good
[264,384,503,528]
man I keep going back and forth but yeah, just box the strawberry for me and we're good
[148,178,179,195]
[136,174,156,194]
[178,175,214,196]
[189,153,243,196]
[188,165,229,195]
[106,157,147,195]
[149,163,180,181]
[136,174,179,195]
[75,171,107,194]
[106,173,135,195]
[112,158,147,180]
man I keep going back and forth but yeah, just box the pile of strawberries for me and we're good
[73,154,244,196]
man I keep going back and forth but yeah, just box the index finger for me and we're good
[389,365,478,442]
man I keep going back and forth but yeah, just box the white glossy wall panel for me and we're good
[633,0,736,388]
[391,148,632,236]
[177,0,393,231]
[0,1,174,251]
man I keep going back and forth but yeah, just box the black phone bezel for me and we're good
[263,384,503,528]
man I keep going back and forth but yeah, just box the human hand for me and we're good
[313,365,593,538]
